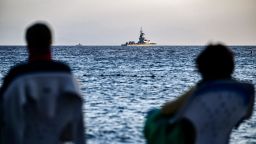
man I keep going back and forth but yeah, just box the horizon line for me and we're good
[0,44,256,47]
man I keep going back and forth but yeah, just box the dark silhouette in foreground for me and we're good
[0,23,85,144]
[145,44,255,144]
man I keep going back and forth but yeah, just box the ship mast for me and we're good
[138,27,146,44]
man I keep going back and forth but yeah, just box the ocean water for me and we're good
[0,46,255,144]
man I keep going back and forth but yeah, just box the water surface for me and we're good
[0,46,255,144]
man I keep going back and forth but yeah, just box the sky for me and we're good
[0,0,255,45]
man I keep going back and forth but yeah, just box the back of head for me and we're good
[196,44,234,80]
[25,23,52,55]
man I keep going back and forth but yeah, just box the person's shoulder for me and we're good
[2,62,28,83]
[45,60,72,72]
[236,80,255,95]
[27,60,72,73]
[5,61,72,78]
[218,79,254,93]
[195,79,254,102]
[197,79,252,90]
[0,62,27,95]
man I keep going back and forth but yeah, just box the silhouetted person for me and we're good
[160,44,255,143]
[0,23,85,144]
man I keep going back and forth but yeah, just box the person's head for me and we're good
[25,22,52,57]
[196,44,234,80]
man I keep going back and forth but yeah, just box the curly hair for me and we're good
[196,44,234,80]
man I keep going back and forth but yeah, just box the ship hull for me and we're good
[121,43,157,46]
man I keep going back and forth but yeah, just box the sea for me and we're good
[0,46,255,144]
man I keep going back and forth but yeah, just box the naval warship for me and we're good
[121,28,156,46]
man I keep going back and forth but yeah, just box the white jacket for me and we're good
[1,62,85,144]
[181,80,254,144]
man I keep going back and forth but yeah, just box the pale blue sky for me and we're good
[0,0,255,45]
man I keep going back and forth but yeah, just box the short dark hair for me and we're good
[25,23,52,54]
[196,44,234,80]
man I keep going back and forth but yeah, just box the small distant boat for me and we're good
[76,43,83,47]
[121,28,156,46]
